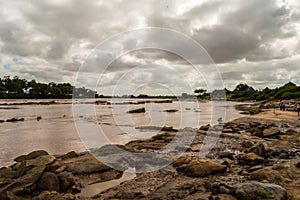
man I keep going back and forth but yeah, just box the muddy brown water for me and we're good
[0,99,243,166]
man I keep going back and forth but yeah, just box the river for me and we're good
[0,99,243,166]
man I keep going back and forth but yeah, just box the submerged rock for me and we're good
[163,109,178,113]
[6,118,24,122]
[127,107,146,113]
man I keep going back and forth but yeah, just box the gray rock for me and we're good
[248,165,263,172]
[26,155,56,169]
[250,168,284,185]
[57,172,75,192]
[246,142,266,158]
[46,161,62,172]
[219,186,231,194]
[0,178,12,187]
[173,156,227,177]
[200,124,210,131]
[285,129,297,135]
[15,161,26,178]
[235,181,287,200]
[218,194,237,200]
[0,167,15,179]
[37,172,59,192]
[6,191,29,200]
[219,152,235,159]
[223,128,234,133]
[242,140,254,148]
[61,151,77,160]
[32,191,75,200]
[14,150,49,162]
[127,107,145,113]
[263,127,282,138]
[238,153,265,166]
[65,162,111,175]
[116,191,145,199]
[1,165,45,194]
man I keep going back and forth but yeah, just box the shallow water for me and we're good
[0,99,242,166]
[80,170,137,197]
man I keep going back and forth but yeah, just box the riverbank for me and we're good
[0,110,299,200]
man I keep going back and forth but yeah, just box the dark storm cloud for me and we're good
[143,0,299,64]
[0,0,299,93]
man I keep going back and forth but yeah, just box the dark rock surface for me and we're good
[236,181,287,200]
[1,117,299,200]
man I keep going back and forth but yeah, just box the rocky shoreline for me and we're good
[0,114,300,200]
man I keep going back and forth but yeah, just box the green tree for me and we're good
[194,88,207,98]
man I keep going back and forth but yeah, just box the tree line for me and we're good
[0,76,96,98]
[206,82,300,101]
[1,76,299,100]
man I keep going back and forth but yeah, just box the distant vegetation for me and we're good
[223,82,300,101]
[189,82,300,101]
[0,76,96,98]
[0,76,299,100]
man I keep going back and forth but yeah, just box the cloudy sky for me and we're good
[0,0,300,95]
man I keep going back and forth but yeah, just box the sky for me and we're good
[0,0,300,95]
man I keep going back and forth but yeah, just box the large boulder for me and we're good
[250,168,284,185]
[246,142,266,158]
[235,181,287,200]
[37,172,59,192]
[14,150,49,162]
[237,153,265,166]
[26,155,56,169]
[1,165,45,194]
[263,128,282,138]
[173,156,227,177]
[57,172,75,192]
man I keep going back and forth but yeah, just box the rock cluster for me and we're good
[1,117,299,200]
[0,150,122,200]
[95,117,300,200]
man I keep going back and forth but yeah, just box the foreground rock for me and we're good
[1,116,299,200]
[0,150,122,199]
[250,167,285,185]
[173,156,227,177]
[236,181,287,200]
[93,116,300,199]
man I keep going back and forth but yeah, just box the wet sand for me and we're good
[250,108,300,121]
